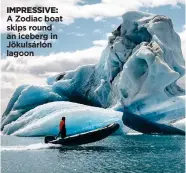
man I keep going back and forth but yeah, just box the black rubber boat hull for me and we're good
[123,110,185,135]
[44,123,120,145]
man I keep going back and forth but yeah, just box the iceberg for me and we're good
[1,11,185,136]
[3,102,123,136]
[172,118,185,131]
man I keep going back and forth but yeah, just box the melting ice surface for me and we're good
[1,11,185,136]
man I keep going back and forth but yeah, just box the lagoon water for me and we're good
[1,135,185,173]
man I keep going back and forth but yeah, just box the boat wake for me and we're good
[1,143,61,151]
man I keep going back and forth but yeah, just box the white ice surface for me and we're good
[172,118,185,131]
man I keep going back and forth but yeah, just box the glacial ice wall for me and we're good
[1,11,185,135]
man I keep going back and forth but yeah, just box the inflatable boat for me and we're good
[44,123,120,145]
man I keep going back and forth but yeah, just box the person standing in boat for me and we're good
[57,117,66,139]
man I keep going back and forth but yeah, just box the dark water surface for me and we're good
[1,135,185,173]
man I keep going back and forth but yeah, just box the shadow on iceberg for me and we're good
[122,110,185,135]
